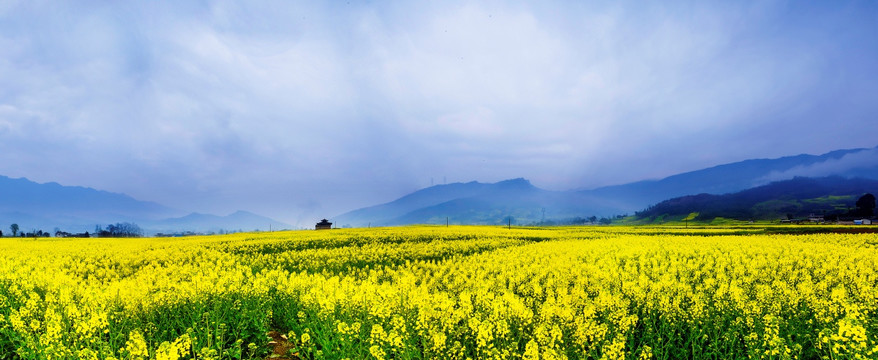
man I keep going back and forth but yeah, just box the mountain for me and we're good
[0,175,181,232]
[335,180,500,225]
[334,178,620,227]
[580,146,878,211]
[0,175,177,219]
[635,176,878,221]
[0,176,288,234]
[7,145,877,232]
[145,211,290,234]
[335,146,878,227]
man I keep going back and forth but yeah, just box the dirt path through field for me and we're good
[266,331,299,360]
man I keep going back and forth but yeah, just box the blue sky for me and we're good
[1,1,877,225]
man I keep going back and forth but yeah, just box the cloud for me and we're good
[760,148,878,183]
[0,1,877,225]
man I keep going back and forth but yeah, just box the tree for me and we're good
[10,224,18,237]
[97,222,143,237]
[856,193,876,217]
[683,212,699,228]
[504,216,514,229]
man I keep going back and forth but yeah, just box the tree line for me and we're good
[530,215,627,226]
[3,222,143,238]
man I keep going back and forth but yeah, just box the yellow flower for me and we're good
[125,330,150,359]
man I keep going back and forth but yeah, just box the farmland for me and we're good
[0,226,876,359]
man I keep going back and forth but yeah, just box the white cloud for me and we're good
[760,148,878,183]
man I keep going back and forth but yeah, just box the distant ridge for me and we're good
[0,176,288,234]
[336,180,503,223]
[5,145,878,232]
[335,146,878,227]
[146,210,291,234]
[334,178,624,227]
[580,146,878,211]
[0,175,181,232]
[635,176,878,221]
[0,175,177,219]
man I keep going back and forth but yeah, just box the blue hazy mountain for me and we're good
[336,146,878,226]
[0,175,176,218]
[581,146,878,211]
[0,175,180,232]
[334,178,623,227]
[0,176,288,234]
[4,145,877,231]
[145,210,290,234]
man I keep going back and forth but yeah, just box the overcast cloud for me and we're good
[1,1,877,225]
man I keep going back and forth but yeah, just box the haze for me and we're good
[2,1,877,226]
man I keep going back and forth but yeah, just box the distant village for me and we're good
[781,193,876,225]
[781,214,874,225]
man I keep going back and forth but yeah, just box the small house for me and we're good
[316,219,333,230]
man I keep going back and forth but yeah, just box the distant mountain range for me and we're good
[4,146,877,232]
[635,176,878,221]
[335,146,878,226]
[0,175,289,234]
[144,210,288,234]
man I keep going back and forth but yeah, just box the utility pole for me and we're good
[446,217,449,227]
[508,217,511,229]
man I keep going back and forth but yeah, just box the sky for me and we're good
[1,1,877,226]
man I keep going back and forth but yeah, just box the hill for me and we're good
[333,178,620,227]
[6,146,878,231]
[145,210,290,234]
[635,176,878,221]
[0,176,289,234]
[0,175,181,232]
[581,146,878,211]
[335,146,878,227]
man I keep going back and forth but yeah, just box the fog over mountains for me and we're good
[2,146,877,232]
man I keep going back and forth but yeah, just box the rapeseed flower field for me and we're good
[0,226,876,359]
